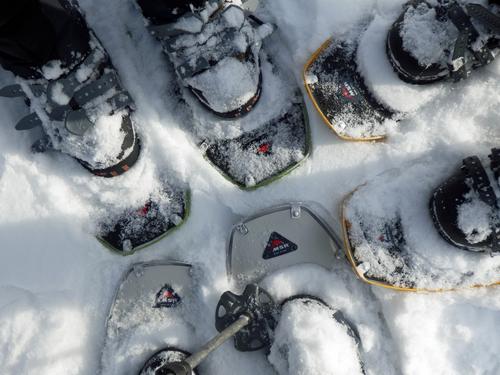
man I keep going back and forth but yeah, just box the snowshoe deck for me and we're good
[203,100,310,189]
[97,183,190,255]
[228,204,341,283]
[341,161,500,292]
[101,261,197,375]
[303,38,394,141]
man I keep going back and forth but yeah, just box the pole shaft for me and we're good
[184,315,250,369]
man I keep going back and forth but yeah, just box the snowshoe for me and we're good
[342,151,500,291]
[135,0,310,189]
[97,178,190,254]
[269,295,365,375]
[303,37,395,141]
[101,261,198,375]
[387,0,500,84]
[0,0,140,177]
[227,203,342,283]
[304,0,500,141]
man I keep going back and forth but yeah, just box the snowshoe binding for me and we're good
[135,0,310,189]
[0,0,140,177]
[430,148,500,254]
[387,0,500,84]
[101,261,198,375]
[342,150,500,291]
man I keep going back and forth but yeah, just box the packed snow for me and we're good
[1,0,500,375]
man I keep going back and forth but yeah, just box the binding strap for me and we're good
[462,156,500,254]
[447,3,495,81]
[467,3,500,34]
[79,116,140,178]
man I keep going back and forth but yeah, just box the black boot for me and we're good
[0,0,140,177]
[0,0,90,79]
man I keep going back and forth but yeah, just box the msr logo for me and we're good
[154,284,181,308]
[340,82,358,100]
[262,232,298,260]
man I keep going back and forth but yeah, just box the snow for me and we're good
[269,297,364,375]
[400,2,458,68]
[457,189,494,245]
[0,0,500,375]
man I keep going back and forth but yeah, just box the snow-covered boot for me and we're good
[430,148,500,254]
[269,296,365,375]
[139,0,265,118]
[0,0,140,177]
[135,0,310,189]
[387,0,500,84]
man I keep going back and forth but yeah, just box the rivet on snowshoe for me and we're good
[291,205,301,219]
[236,224,248,235]
[133,263,144,277]
[122,239,133,253]
[171,214,183,226]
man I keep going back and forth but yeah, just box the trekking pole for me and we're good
[159,315,251,375]
[155,284,277,375]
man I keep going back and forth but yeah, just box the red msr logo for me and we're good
[257,143,271,155]
[271,239,283,248]
[263,232,298,260]
[340,82,357,100]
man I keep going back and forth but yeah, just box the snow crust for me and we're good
[1,0,500,374]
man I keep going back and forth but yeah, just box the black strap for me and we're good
[446,2,496,81]
[489,148,500,182]
[83,133,140,178]
[467,3,500,34]
[462,156,500,254]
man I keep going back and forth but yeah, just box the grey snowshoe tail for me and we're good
[430,149,500,255]
[387,0,500,84]
[101,261,196,375]
[0,0,140,177]
[228,204,341,283]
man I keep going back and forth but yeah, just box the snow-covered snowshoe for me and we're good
[136,0,310,189]
[304,0,500,141]
[0,0,140,177]
[227,203,342,283]
[101,261,198,375]
[269,295,365,375]
[97,179,190,254]
[342,151,500,291]
[304,37,395,141]
[387,0,500,84]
